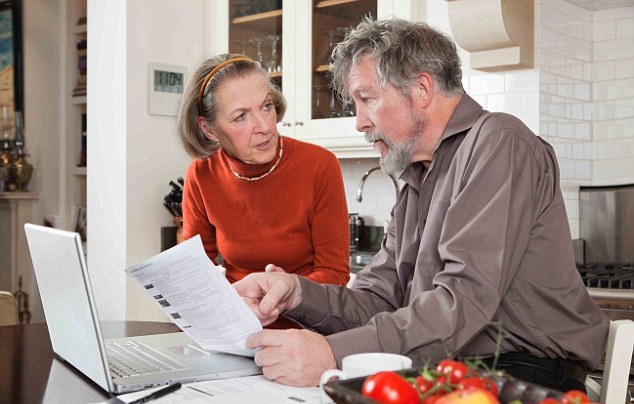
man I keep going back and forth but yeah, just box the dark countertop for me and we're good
[350,250,378,273]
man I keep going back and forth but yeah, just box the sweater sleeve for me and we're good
[303,151,350,286]
[182,161,220,264]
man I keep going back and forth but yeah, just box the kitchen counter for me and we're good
[350,250,377,274]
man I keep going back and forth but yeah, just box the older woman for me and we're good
[177,54,350,327]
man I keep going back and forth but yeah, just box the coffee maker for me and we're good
[349,213,364,253]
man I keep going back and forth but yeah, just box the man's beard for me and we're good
[365,115,424,174]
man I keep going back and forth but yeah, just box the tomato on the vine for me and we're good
[361,371,419,404]
[420,393,445,404]
[436,359,470,384]
[415,375,435,395]
[481,377,499,397]
[561,389,591,404]
[538,398,562,404]
[458,376,486,390]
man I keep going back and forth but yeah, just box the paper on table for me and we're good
[115,375,322,404]
[125,235,262,356]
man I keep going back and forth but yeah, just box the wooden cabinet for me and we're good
[210,0,422,158]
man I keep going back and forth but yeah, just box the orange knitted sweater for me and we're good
[182,137,350,288]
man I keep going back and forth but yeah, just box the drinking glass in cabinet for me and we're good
[312,84,326,119]
[248,36,265,67]
[263,35,281,73]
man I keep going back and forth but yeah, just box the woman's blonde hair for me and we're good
[178,54,287,159]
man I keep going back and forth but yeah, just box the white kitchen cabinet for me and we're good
[207,0,422,158]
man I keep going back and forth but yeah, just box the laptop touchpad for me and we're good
[165,344,209,357]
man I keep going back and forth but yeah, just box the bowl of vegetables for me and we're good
[323,358,593,403]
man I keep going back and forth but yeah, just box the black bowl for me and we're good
[323,368,564,404]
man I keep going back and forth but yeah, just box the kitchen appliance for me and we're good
[349,213,364,253]
[578,184,634,399]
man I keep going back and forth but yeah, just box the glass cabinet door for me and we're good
[227,1,284,88]
[217,0,417,158]
[310,0,376,121]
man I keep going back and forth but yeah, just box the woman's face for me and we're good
[205,71,279,164]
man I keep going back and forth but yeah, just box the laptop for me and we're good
[24,223,261,394]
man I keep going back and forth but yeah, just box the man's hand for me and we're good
[233,269,302,326]
[246,329,337,386]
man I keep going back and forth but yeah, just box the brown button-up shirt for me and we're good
[286,94,609,369]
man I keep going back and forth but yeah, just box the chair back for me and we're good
[0,291,19,326]
[586,319,634,404]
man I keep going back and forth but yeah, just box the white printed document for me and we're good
[125,236,262,356]
[115,375,322,404]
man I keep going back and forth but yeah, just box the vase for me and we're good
[7,155,33,191]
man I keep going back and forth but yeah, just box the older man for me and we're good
[234,17,609,391]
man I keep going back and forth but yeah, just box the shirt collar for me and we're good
[400,94,483,189]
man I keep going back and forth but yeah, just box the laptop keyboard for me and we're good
[106,340,185,378]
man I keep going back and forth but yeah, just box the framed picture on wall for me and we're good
[0,0,23,128]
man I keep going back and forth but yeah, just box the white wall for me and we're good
[21,0,65,323]
[23,1,64,232]
[88,0,201,321]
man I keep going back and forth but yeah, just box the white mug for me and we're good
[319,353,412,403]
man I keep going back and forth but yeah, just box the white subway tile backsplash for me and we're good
[559,159,577,180]
[616,18,634,39]
[575,160,592,180]
[469,74,505,95]
[568,219,579,240]
[593,101,615,120]
[593,81,609,100]
[572,142,585,159]
[505,71,539,92]
[570,103,583,120]
[487,94,523,115]
[612,137,634,158]
[614,57,634,79]
[574,122,591,140]
[593,20,616,41]
[564,198,579,219]
[574,82,592,101]
[592,60,616,82]
[594,6,634,22]
[523,93,540,114]
[573,40,592,61]
[592,140,614,159]
[583,103,592,120]
[594,38,634,61]
[615,105,634,120]
[594,158,634,183]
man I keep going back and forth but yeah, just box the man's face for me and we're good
[348,56,423,173]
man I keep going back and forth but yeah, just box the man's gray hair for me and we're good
[330,17,464,102]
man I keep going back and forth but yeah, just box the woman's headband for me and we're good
[197,57,253,115]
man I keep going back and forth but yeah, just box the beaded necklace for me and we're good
[227,136,284,182]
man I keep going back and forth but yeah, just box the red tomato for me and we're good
[361,371,419,404]
[561,389,590,404]
[415,375,435,395]
[435,374,449,386]
[458,376,486,391]
[481,377,499,398]
[437,359,470,384]
[421,393,445,404]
